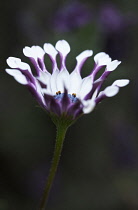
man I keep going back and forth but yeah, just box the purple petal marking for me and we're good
[83,64,106,100]
[75,50,93,74]
[47,54,57,72]
[19,69,36,85]
[44,93,62,116]
[44,94,53,109]
[87,66,112,99]
[7,60,37,86]
[67,100,82,118]
[28,56,46,77]
[60,88,71,112]
[50,98,61,116]
[84,80,102,100]
[90,64,105,81]
[28,58,41,76]
[99,70,110,81]
[37,57,46,71]
[95,93,106,104]
[96,70,111,93]
[38,81,47,89]
[59,53,66,70]
[74,107,83,119]
[27,84,45,108]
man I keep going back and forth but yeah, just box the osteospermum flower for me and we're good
[5,40,130,209]
[6,40,129,122]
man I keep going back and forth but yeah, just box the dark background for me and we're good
[0,0,138,209]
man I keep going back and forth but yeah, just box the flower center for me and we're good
[54,91,78,103]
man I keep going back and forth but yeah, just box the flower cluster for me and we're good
[6,40,129,121]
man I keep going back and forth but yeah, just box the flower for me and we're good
[99,3,124,33]
[6,40,129,121]
[53,1,92,32]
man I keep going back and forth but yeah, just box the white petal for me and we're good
[35,80,44,96]
[106,60,121,71]
[44,43,58,58]
[34,46,45,57]
[82,99,96,114]
[42,88,53,95]
[18,61,31,71]
[50,69,59,94]
[91,88,98,101]
[75,50,93,71]
[37,71,52,95]
[68,70,82,95]
[104,86,119,97]
[94,52,106,61]
[14,75,28,85]
[6,69,28,85]
[55,40,70,56]
[6,68,21,76]
[23,46,45,59]
[6,57,31,72]
[112,79,130,87]
[76,50,93,62]
[37,71,51,85]
[78,76,93,99]
[23,47,32,57]
[7,57,21,68]
[94,52,111,66]
[42,88,53,96]
[56,69,70,92]
[44,43,58,72]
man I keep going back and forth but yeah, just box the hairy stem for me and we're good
[39,122,68,210]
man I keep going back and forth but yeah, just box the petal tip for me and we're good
[104,86,119,97]
[113,79,130,87]
[55,40,70,55]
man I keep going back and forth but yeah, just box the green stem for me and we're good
[39,121,68,210]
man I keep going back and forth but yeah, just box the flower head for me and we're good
[6,40,129,123]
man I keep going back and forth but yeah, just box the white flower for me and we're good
[6,40,129,119]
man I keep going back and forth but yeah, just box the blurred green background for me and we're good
[0,0,138,209]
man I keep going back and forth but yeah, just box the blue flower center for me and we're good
[54,91,78,103]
